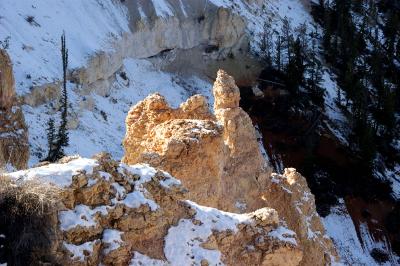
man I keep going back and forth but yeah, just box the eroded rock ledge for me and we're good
[123,70,339,265]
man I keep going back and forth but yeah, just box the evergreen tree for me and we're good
[275,35,282,71]
[281,17,293,65]
[285,38,305,95]
[44,31,69,162]
[306,29,324,107]
[46,118,56,161]
[260,21,274,65]
[56,31,69,158]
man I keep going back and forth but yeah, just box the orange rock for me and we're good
[0,49,29,170]
[123,70,339,265]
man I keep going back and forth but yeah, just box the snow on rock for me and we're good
[165,201,251,265]
[102,229,123,255]
[164,200,300,266]
[6,154,303,265]
[268,226,298,246]
[130,252,168,266]
[59,205,109,231]
[116,189,159,211]
[63,241,97,262]
[8,157,97,188]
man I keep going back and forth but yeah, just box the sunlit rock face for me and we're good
[123,70,340,265]
[123,70,271,212]
[0,49,29,171]
[0,49,15,110]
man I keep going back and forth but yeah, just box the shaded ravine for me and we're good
[239,83,400,263]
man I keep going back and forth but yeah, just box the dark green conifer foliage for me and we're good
[45,31,69,162]
[46,118,56,161]
[57,31,69,157]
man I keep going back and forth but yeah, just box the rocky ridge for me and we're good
[6,153,302,265]
[123,70,339,265]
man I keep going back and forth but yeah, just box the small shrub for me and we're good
[119,71,128,81]
[0,36,10,50]
[197,15,205,23]
[205,45,219,54]
[100,110,108,121]
[25,16,40,27]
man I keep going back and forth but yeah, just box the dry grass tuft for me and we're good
[0,175,63,265]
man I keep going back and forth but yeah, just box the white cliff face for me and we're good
[0,0,258,101]
[73,0,249,94]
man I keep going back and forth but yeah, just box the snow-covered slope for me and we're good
[323,200,400,265]
[0,0,129,95]
[0,0,315,165]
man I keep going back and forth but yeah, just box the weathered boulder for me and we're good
[0,49,29,171]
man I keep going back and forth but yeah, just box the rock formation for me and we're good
[264,169,339,265]
[123,70,339,265]
[123,71,270,212]
[5,154,303,265]
[0,49,29,170]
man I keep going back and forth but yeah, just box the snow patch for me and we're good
[268,226,297,245]
[64,241,96,262]
[102,229,123,255]
[8,158,98,188]
[59,204,108,231]
[130,252,168,266]
[163,200,253,265]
